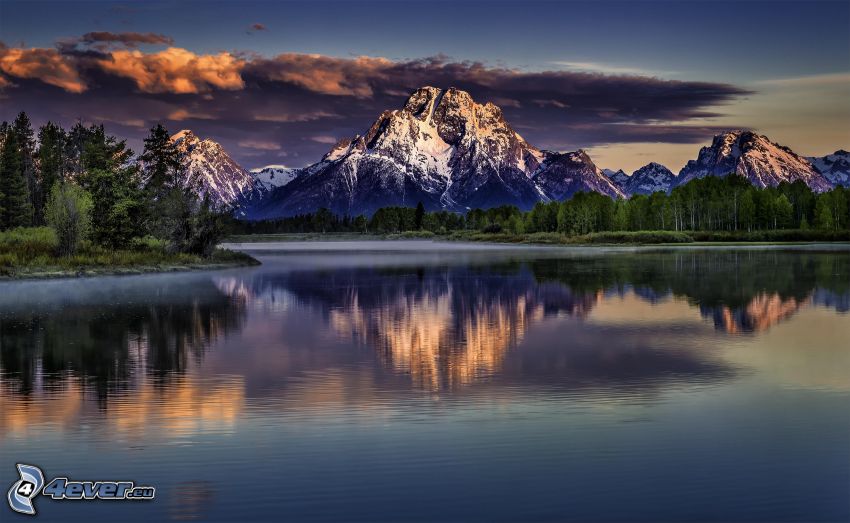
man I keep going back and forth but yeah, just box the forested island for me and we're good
[0,113,254,278]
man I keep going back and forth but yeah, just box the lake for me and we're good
[1,242,849,522]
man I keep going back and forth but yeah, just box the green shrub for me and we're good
[574,231,694,244]
[388,230,436,239]
[45,183,93,256]
[0,227,57,262]
[131,235,168,252]
[524,232,569,244]
[690,229,850,242]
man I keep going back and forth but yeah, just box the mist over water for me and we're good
[1,243,848,522]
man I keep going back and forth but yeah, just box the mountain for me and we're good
[171,130,261,209]
[250,165,300,191]
[249,87,625,219]
[170,102,841,220]
[624,162,676,195]
[603,169,630,189]
[532,150,624,200]
[676,130,832,191]
[808,150,850,187]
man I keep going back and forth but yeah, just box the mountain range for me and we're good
[168,87,847,218]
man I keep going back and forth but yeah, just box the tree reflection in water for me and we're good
[0,275,246,403]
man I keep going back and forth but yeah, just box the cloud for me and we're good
[252,110,338,122]
[237,139,281,150]
[755,72,850,88]
[551,61,673,77]
[98,47,244,93]
[92,114,147,128]
[246,54,395,97]
[168,108,216,121]
[533,99,569,109]
[490,97,521,108]
[0,37,753,168]
[310,135,338,144]
[79,31,174,47]
[0,44,86,93]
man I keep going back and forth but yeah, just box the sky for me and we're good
[0,0,848,172]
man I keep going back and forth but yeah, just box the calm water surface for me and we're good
[1,242,849,522]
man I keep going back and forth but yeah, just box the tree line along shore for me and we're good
[229,174,850,244]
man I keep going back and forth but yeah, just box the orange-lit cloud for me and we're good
[0,35,755,169]
[168,108,216,120]
[98,47,245,94]
[248,54,394,97]
[0,44,86,93]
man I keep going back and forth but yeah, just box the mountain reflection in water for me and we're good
[1,248,846,408]
[1,245,848,523]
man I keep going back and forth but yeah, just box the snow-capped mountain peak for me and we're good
[624,162,676,195]
[677,130,831,191]
[250,165,300,190]
[807,150,850,187]
[532,149,625,200]
[170,130,261,209]
[603,169,630,188]
[251,86,559,218]
[171,129,199,144]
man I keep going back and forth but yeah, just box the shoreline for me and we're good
[225,231,850,248]
[5,235,848,281]
[0,251,261,281]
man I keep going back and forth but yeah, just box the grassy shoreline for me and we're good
[226,229,850,246]
[0,227,260,280]
[5,225,846,282]
[1,252,260,280]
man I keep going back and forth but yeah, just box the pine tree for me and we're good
[0,121,8,151]
[64,121,89,178]
[140,124,183,199]
[414,201,425,230]
[139,124,188,243]
[11,112,35,226]
[0,130,32,229]
[87,166,146,248]
[37,122,66,223]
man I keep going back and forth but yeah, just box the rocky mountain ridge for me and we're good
[167,92,844,218]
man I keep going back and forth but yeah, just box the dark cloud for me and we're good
[79,31,174,47]
[0,40,753,168]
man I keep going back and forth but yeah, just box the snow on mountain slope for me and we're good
[624,162,676,195]
[251,87,552,218]
[250,165,300,190]
[603,169,630,189]
[677,131,832,191]
[242,96,841,220]
[532,150,625,200]
[808,150,850,187]
[171,130,261,209]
